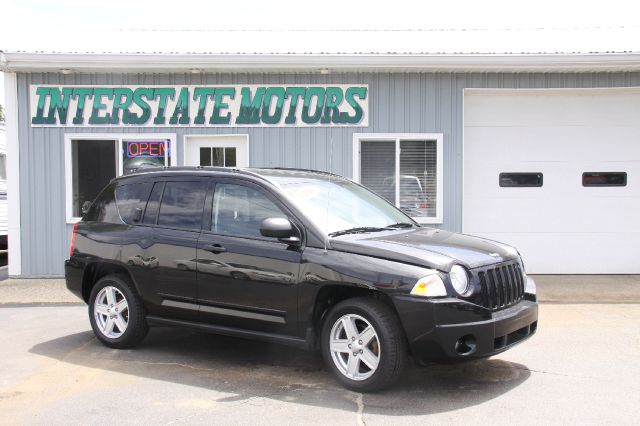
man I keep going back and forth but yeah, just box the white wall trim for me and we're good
[352,133,444,225]
[5,73,21,275]
[182,134,250,167]
[64,133,176,223]
[4,52,640,73]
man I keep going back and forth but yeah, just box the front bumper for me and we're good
[393,295,538,364]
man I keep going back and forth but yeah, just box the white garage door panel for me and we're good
[463,89,640,274]
[464,197,639,234]
[464,126,640,162]
[465,89,640,127]
[477,232,640,274]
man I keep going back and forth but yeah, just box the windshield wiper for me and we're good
[328,227,387,237]
[385,222,417,229]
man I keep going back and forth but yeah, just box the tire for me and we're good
[88,274,148,349]
[320,297,407,392]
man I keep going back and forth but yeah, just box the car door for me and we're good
[122,177,208,321]
[196,179,302,335]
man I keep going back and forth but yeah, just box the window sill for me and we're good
[412,216,443,225]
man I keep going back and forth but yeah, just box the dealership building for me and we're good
[1,28,639,277]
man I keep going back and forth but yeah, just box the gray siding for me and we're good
[16,71,640,276]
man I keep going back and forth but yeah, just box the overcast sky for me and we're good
[3,0,638,32]
[1,0,638,104]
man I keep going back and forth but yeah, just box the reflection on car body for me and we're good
[126,254,159,269]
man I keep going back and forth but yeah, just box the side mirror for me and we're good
[81,201,92,215]
[260,217,301,245]
[260,217,294,238]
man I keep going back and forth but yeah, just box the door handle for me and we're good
[204,244,226,254]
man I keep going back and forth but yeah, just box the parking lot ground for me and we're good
[3,274,640,306]
[0,303,638,425]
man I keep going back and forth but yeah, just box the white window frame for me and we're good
[352,133,444,224]
[64,133,177,223]
[182,134,250,168]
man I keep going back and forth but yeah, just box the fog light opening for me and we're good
[455,334,477,356]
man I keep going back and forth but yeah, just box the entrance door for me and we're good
[185,135,249,168]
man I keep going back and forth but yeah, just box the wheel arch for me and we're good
[310,284,405,349]
[81,261,139,303]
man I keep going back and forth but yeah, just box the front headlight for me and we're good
[449,265,470,295]
[410,274,447,297]
[525,277,537,295]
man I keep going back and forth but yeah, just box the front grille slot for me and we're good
[477,262,525,311]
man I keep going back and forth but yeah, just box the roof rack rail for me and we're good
[270,167,341,176]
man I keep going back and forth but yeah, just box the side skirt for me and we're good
[146,315,315,350]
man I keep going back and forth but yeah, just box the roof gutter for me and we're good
[2,52,640,73]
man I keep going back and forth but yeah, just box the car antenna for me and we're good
[324,136,333,254]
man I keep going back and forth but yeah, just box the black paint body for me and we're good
[65,167,538,363]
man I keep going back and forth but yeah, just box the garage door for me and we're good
[463,89,640,274]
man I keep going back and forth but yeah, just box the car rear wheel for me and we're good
[321,297,407,392]
[89,274,148,349]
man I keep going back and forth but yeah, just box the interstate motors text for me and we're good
[30,84,369,127]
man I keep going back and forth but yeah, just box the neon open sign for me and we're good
[126,140,169,158]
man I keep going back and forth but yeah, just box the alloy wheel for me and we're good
[329,314,381,381]
[93,286,129,339]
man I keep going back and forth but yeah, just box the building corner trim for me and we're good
[5,73,21,276]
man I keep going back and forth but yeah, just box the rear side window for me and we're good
[84,183,121,223]
[157,181,207,230]
[115,183,151,224]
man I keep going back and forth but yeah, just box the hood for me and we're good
[329,227,519,271]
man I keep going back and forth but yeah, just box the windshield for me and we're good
[267,174,416,235]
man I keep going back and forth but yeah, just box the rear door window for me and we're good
[157,181,207,230]
[143,182,164,225]
[115,183,151,224]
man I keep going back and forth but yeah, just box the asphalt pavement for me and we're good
[0,277,639,425]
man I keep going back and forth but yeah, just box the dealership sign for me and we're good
[30,84,368,127]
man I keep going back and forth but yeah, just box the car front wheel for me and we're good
[321,297,407,392]
[89,274,148,349]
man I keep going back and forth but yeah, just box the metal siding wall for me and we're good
[16,71,640,276]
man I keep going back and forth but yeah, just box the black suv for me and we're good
[65,167,538,392]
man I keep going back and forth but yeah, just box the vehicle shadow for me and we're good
[29,327,531,416]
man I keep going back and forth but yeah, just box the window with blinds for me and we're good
[399,140,437,218]
[361,141,396,205]
[358,136,441,222]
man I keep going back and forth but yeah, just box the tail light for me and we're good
[69,222,79,258]
[420,202,428,209]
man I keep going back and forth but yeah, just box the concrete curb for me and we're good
[0,278,83,305]
[533,275,640,304]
